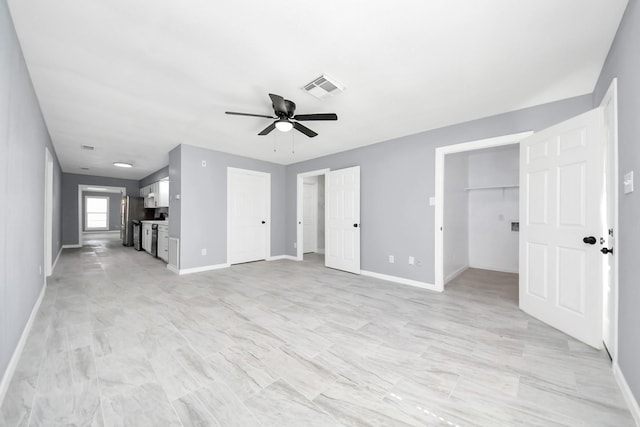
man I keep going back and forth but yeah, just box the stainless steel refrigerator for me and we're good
[120,196,145,246]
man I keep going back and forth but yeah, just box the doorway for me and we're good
[77,185,126,247]
[435,131,532,290]
[302,175,325,261]
[442,144,520,284]
[296,169,329,261]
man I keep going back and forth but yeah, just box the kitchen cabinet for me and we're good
[141,222,152,253]
[157,224,169,262]
[157,181,169,207]
[139,180,169,208]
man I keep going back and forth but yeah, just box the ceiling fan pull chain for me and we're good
[273,131,277,152]
[291,131,295,154]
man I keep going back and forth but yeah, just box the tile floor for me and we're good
[0,236,634,426]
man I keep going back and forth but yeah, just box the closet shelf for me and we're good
[464,185,519,191]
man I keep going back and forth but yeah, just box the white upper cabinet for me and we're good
[139,179,169,208]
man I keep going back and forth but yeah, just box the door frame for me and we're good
[44,147,54,277]
[434,131,533,291]
[302,178,319,253]
[296,168,330,260]
[600,78,620,362]
[226,167,271,264]
[76,185,126,247]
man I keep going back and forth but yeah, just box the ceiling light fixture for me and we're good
[113,162,133,168]
[275,118,293,132]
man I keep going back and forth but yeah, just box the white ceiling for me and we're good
[8,0,628,180]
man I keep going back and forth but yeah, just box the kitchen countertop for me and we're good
[140,220,169,225]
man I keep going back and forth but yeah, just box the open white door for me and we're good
[325,166,360,274]
[520,108,605,348]
[227,168,270,264]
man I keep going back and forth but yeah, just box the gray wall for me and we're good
[0,0,62,386]
[81,191,122,231]
[285,94,593,283]
[61,173,139,245]
[174,144,286,270]
[139,165,170,187]
[593,0,640,405]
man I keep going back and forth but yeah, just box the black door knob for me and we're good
[601,247,614,255]
[353,223,359,228]
[583,236,597,245]
[261,221,266,224]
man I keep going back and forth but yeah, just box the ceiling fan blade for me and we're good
[258,122,276,136]
[225,111,275,119]
[293,122,318,138]
[292,113,338,121]
[269,93,288,116]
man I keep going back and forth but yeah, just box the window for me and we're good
[85,196,109,230]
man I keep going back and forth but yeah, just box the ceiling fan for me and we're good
[225,93,337,138]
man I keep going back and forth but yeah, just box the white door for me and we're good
[325,166,360,274]
[519,108,605,348]
[228,168,270,264]
[601,82,618,359]
[303,179,318,253]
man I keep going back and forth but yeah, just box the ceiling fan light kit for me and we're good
[225,93,338,138]
[275,118,293,132]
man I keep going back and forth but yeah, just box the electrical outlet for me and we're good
[201,248,207,256]
[389,255,395,263]
[293,242,297,249]
[408,256,415,265]
[39,265,42,275]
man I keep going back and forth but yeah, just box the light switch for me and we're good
[624,171,634,194]
[429,196,436,206]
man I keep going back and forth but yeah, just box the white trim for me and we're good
[361,270,438,292]
[467,264,518,275]
[170,263,231,275]
[434,131,533,292]
[297,168,330,260]
[77,184,125,247]
[612,362,640,426]
[267,255,298,261]
[62,244,81,249]
[51,246,63,272]
[0,284,46,407]
[600,78,620,364]
[227,167,271,265]
[44,147,53,276]
[444,264,468,284]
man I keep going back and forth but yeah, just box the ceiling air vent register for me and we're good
[302,74,345,99]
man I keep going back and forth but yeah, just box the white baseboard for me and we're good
[361,270,438,292]
[444,265,468,284]
[613,362,640,426]
[316,248,325,254]
[267,255,298,261]
[468,264,519,274]
[0,283,46,407]
[170,263,230,275]
[62,244,81,249]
